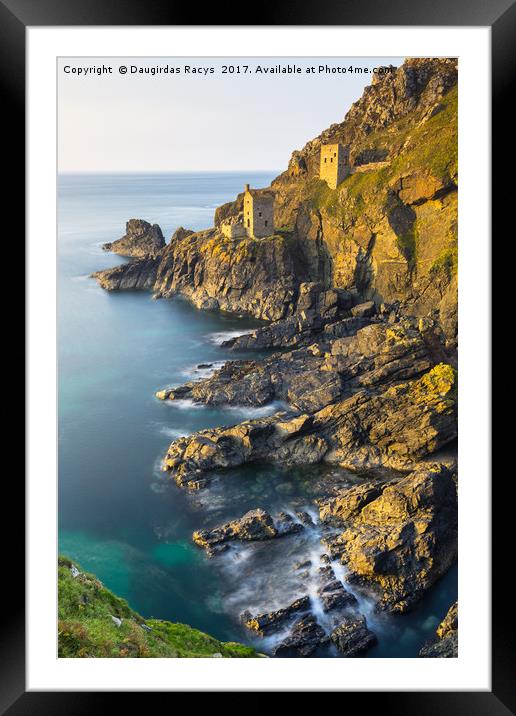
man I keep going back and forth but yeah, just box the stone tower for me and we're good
[320,143,350,189]
[244,184,274,239]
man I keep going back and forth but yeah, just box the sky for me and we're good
[58,57,403,173]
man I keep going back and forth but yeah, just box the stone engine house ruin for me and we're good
[320,143,351,189]
[243,184,274,239]
[221,184,275,240]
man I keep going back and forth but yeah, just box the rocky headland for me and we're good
[101,218,166,258]
[92,57,459,657]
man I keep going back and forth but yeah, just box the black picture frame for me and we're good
[4,0,507,709]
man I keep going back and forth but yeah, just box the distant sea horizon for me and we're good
[57,169,282,176]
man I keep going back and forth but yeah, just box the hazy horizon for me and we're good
[58,57,403,173]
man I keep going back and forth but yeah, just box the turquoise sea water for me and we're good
[58,172,457,657]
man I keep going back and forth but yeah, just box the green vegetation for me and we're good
[275,224,295,238]
[389,85,458,184]
[58,556,258,658]
[310,84,458,222]
[430,246,458,279]
[396,227,418,272]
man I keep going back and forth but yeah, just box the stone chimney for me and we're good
[244,184,250,193]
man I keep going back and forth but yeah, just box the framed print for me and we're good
[4,0,508,709]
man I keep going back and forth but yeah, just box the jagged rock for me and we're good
[170,226,194,243]
[273,615,328,657]
[317,565,358,612]
[158,320,437,415]
[192,508,309,555]
[319,482,386,523]
[275,512,304,536]
[102,219,165,258]
[330,616,377,656]
[351,301,376,318]
[192,509,277,555]
[436,600,458,638]
[339,465,458,612]
[163,359,457,485]
[91,255,161,291]
[419,601,458,657]
[241,596,310,635]
[294,560,312,571]
[295,511,315,527]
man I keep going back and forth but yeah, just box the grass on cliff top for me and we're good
[389,84,458,185]
[311,84,458,218]
[58,556,257,658]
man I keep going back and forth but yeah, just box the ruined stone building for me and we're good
[243,184,274,239]
[320,143,351,189]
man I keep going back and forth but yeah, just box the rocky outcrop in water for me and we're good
[321,464,457,613]
[192,508,304,556]
[241,596,311,636]
[157,314,452,418]
[317,563,358,612]
[419,601,458,657]
[161,350,456,488]
[330,615,377,656]
[102,219,166,258]
[273,615,329,657]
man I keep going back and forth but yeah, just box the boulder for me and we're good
[273,615,328,657]
[317,565,358,612]
[241,596,310,636]
[193,509,277,556]
[351,301,376,318]
[339,465,458,612]
[330,616,377,656]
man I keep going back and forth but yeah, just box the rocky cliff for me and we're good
[93,57,458,343]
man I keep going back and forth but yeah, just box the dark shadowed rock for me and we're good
[241,596,310,636]
[192,508,309,555]
[275,512,304,536]
[317,565,358,612]
[273,614,329,657]
[419,601,458,657]
[330,615,377,656]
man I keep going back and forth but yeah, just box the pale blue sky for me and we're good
[58,57,403,173]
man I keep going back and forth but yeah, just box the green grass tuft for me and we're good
[58,556,258,658]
